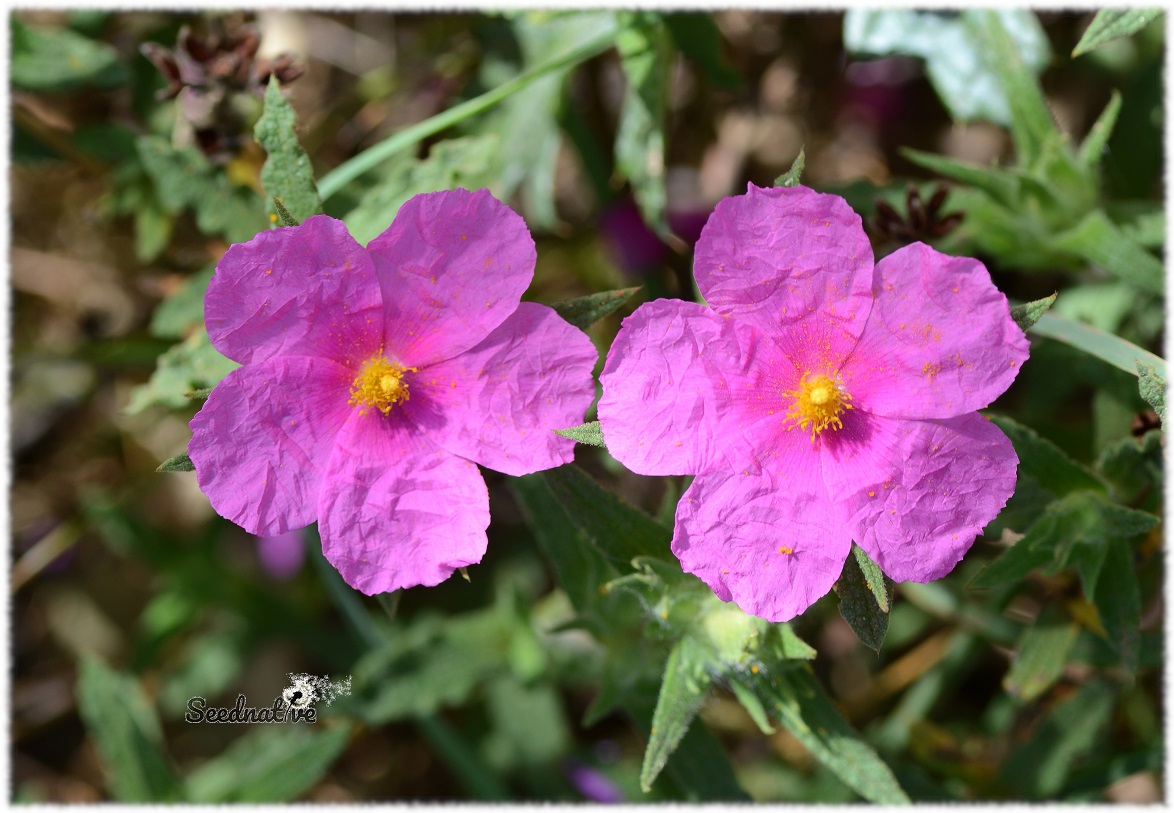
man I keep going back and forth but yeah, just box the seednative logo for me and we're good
[186,673,352,724]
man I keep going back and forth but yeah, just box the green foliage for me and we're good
[641,636,715,790]
[1136,362,1165,426]
[1027,309,1165,378]
[834,544,892,653]
[344,135,500,245]
[615,14,672,236]
[843,9,1048,125]
[1003,619,1080,702]
[255,80,323,224]
[150,266,215,339]
[662,15,740,88]
[774,149,806,188]
[553,421,607,447]
[1073,9,1163,57]
[550,286,641,330]
[11,18,127,91]
[75,659,181,802]
[156,452,194,473]
[1008,293,1056,332]
[126,329,238,414]
[184,724,352,802]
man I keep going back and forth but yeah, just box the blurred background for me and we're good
[11,9,1164,803]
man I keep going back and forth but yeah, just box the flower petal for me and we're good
[368,189,536,368]
[693,184,875,375]
[843,242,1029,419]
[598,298,787,476]
[204,215,383,366]
[821,410,1018,583]
[402,302,597,476]
[317,411,490,594]
[672,438,852,622]
[189,356,354,536]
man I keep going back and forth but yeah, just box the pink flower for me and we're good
[189,189,597,594]
[598,184,1029,622]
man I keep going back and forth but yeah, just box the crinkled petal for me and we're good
[672,437,852,622]
[821,410,1018,583]
[693,184,875,376]
[205,215,383,366]
[317,410,490,594]
[368,188,536,368]
[402,302,597,476]
[843,242,1029,419]
[189,356,354,536]
[598,298,792,476]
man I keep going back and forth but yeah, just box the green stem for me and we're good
[317,26,621,200]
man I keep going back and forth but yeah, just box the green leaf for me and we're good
[640,636,714,791]
[343,134,500,246]
[843,9,1049,127]
[1073,9,1163,57]
[774,148,806,187]
[1078,91,1123,168]
[75,658,181,802]
[510,473,614,611]
[541,465,671,564]
[729,679,776,735]
[126,329,239,415]
[156,452,193,473]
[615,15,672,235]
[149,265,215,339]
[663,14,740,89]
[986,414,1106,496]
[255,80,323,224]
[554,420,607,448]
[997,681,1115,798]
[743,664,910,803]
[1096,430,1163,507]
[1050,209,1164,295]
[272,197,299,227]
[900,147,1020,209]
[551,286,641,329]
[1094,537,1142,673]
[771,622,818,661]
[184,724,352,802]
[1029,309,1166,378]
[834,544,892,652]
[185,387,213,401]
[976,10,1056,165]
[1136,362,1165,426]
[134,203,173,264]
[1008,293,1056,332]
[1002,620,1080,701]
[11,19,127,91]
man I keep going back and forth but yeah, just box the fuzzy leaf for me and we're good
[615,15,672,235]
[75,659,181,802]
[157,452,194,473]
[834,544,891,652]
[1050,209,1164,295]
[1078,91,1123,168]
[1072,9,1163,57]
[550,286,641,329]
[553,421,607,448]
[774,149,806,187]
[743,664,909,803]
[640,636,714,792]
[986,414,1106,497]
[1008,293,1056,332]
[126,329,239,415]
[1003,621,1080,701]
[541,465,671,565]
[11,19,126,91]
[1028,310,1166,378]
[255,80,322,225]
[1136,362,1165,427]
[185,724,352,802]
[900,147,1020,208]
[976,10,1055,165]
[1093,537,1142,674]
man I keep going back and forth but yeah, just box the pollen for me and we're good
[784,372,852,439]
[349,355,416,415]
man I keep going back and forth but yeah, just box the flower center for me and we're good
[349,356,416,415]
[784,372,852,439]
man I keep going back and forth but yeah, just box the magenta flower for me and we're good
[189,189,597,594]
[598,184,1029,622]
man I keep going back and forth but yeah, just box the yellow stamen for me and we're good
[349,356,416,415]
[784,372,852,439]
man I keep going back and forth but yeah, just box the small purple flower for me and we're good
[599,184,1028,622]
[565,760,624,803]
[190,189,597,594]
